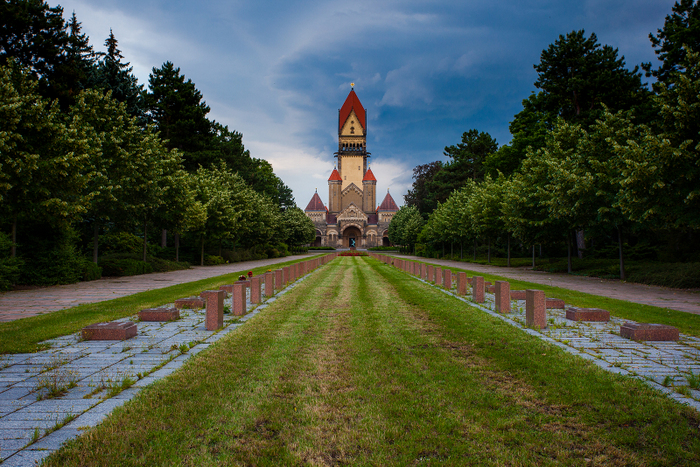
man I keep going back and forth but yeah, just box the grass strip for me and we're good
[396,256,700,338]
[0,255,325,354]
[44,256,700,466]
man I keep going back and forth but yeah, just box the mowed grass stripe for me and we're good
[43,257,700,466]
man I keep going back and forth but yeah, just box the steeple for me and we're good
[336,87,369,191]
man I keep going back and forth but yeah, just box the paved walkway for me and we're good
[0,254,314,322]
[0,267,310,465]
[391,254,700,315]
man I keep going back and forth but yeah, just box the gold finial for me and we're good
[351,82,355,88]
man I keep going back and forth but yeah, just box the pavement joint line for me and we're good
[0,256,333,463]
[390,260,700,412]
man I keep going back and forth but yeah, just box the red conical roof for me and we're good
[305,192,325,211]
[362,167,376,182]
[328,168,342,181]
[377,192,399,211]
[339,89,366,132]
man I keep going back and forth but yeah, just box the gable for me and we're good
[337,202,367,222]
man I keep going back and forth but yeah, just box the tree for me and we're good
[534,30,650,129]
[144,61,212,169]
[642,0,700,86]
[280,207,315,247]
[90,30,144,121]
[468,175,507,263]
[442,129,498,182]
[388,206,424,253]
[0,1,94,107]
[0,61,94,257]
[404,161,444,217]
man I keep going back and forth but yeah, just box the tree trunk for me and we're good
[161,229,167,248]
[11,214,17,258]
[473,239,477,261]
[442,243,445,257]
[200,236,205,266]
[175,233,180,262]
[507,235,511,268]
[450,242,453,259]
[93,224,99,264]
[617,224,626,280]
[487,238,491,263]
[532,245,535,268]
[567,233,572,274]
[143,221,148,262]
[460,241,463,260]
[218,239,222,257]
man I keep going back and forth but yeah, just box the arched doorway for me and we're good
[382,230,390,247]
[313,230,322,247]
[343,226,362,248]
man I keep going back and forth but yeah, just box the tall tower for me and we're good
[336,88,369,191]
[362,166,377,213]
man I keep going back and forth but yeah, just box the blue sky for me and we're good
[55,0,676,209]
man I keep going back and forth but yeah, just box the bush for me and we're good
[627,262,700,289]
[100,257,153,276]
[148,257,190,272]
[101,232,143,255]
[81,260,102,281]
[368,246,397,251]
[0,232,22,290]
[19,227,84,286]
[308,246,336,250]
[203,255,225,266]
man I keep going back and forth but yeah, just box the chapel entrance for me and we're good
[343,226,362,249]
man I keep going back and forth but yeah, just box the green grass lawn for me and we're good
[0,255,324,354]
[44,257,700,466]
[396,256,700,339]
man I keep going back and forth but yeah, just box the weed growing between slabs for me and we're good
[0,255,324,354]
[45,257,700,466]
[403,258,700,338]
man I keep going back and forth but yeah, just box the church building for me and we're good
[305,88,399,248]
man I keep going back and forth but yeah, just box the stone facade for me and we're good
[305,89,399,248]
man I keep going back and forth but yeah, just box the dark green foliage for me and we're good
[642,0,700,85]
[100,257,153,277]
[81,260,101,282]
[0,232,22,290]
[18,227,84,286]
[147,257,189,273]
[88,30,144,121]
[404,161,443,217]
[534,30,650,128]
[144,61,212,159]
[0,1,95,107]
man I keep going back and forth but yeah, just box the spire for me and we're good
[377,191,399,211]
[304,192,325,211]
[328,168,342,181]
[339,89,366,132]
[362,167,376,182]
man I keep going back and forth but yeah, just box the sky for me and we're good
[53,0,677,209]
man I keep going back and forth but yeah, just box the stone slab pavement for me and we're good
[0,254,315,322]
[387,258,700,412]
[0,263,314,465]
[390,254,700,315]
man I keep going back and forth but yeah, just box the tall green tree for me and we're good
[404,161,444,217]
[642,0,700,86]
[534,30,651,129]
[280,207,315,248]
[90,30,144,121]
[0,1,94,107]
[144,61,212,169]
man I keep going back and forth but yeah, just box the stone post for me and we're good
[435,267,442,286]
[494,281,510,313]
[201,290,224,330]
[283,266,291,285]
[472,276,484,303]
[232,282,246,316]
[275,269,283,289]
[250,276,262,304]
[457,272,467,295]
[443,269,451,289]
[264,272,275,298]
[526,290,546,329]
[428,265,434,282]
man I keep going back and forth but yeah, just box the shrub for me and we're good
[148,257,190,272]
[100,258,153,277]
[0,232,22,290]
[101,232,143,255]
[19,228,83,286]
[81,260,102,281]
[203,255,225,266]
[308,246,336,250]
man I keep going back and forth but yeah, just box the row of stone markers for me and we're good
[372,254,680,340]
[0,254,338,466]
[81,254,339,341]
[370,253,700,410]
